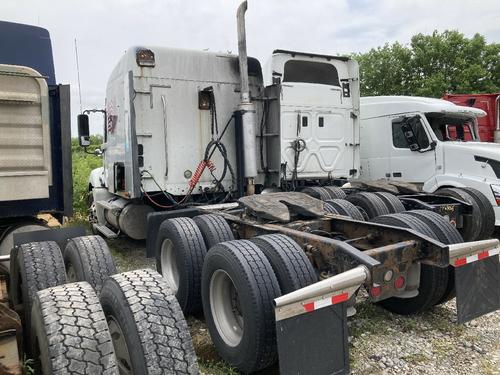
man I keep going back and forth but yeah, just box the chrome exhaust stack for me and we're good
[236,1,257,194]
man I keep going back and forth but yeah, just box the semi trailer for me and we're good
[0,21,72,274]
[443,92,500,142]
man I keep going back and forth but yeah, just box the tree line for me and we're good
[353,30,500,97]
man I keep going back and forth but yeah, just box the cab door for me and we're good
[389,115,437,185]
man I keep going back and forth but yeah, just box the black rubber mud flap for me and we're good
[276,303,349,375]
[454,254,500,324]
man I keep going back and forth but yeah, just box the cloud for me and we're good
[1,0,499,134]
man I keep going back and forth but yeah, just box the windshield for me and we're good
[425,113,479,142]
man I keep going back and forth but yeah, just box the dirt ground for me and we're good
[106,237,500,375]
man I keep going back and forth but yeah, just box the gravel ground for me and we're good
[107,237,500,375]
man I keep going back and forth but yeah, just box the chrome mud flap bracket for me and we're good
[274,266,369,375]
[449,239,500,324]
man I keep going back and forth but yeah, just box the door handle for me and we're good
[393,172,402,178]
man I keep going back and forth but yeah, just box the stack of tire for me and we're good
[9,235,199,375]
[155,214,319,373]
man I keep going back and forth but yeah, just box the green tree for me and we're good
[354,30,500,97]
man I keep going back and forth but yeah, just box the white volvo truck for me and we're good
[359,96,500,228]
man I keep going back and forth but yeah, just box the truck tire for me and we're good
[402,210,463,244]
[373,192,406,213]
[100,269,199,374]
[193,214,234,249]
[324,202,340,214]
[370,214,448,314]
[251,234,317,294]
[436,187,482,241]
[323,186,347,199]
[9,241,67,355]
[201,240,281,373]
[346,192,390,219]
[301,186,331,201]
[402,210,463,304]
[64,235,117,294]
[155,217,207,314]
[30,282,118,374]
[458,187,495,240]
[325,199,365,221]
[0,222,47,275]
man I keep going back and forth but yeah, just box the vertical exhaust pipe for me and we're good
[237,1,257,194]
[237,1,250,104]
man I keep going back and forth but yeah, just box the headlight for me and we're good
[490,184,500,205]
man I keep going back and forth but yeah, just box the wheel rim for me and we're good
[108,316,133,374]
[160,239,179,292]
[209,269,244,347]
[66,264,77,283]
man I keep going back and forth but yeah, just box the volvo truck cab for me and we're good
[359,96,500,225]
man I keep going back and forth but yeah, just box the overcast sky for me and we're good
[1,0,499,134]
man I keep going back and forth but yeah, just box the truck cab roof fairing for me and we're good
[0,21,56,85]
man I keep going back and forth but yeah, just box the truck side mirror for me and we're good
[401,121,421,151]
[77,114,91,147]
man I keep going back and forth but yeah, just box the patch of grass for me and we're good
[431,338,454,356]
[480,358,500,375]
[106,238,154,273]
[401,352,430,364]
[198,359,238,375]
[349,300,391,337]
[22,356,35,375]
[422,306,465,335]
[71,136,103,218]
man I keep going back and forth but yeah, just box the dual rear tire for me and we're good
[202,236,317,373]
[371,210,462,314]
[155,215,234,314]
[436,187,495,241]
[156,214,318,373]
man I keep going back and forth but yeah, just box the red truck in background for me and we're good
[443,93,500,142]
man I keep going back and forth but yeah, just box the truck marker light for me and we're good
[370,284,382,298]
[302,292,349,313]
[383,269,393,282]
[394,275,405,289]
[453,248,499,267]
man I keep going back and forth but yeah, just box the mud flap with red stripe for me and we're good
[273,267,369,375]
[276,302,349,375]
[454,252,500,324]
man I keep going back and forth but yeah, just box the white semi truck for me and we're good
[359,96,499,231]
[82,44,361,239]
[73,2,500,374]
